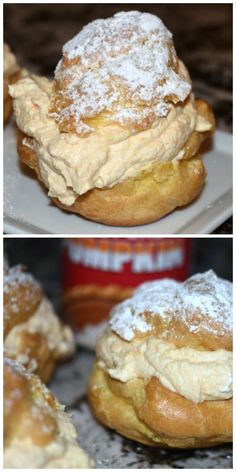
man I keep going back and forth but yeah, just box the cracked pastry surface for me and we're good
[49,11,192,136]
[88,271,232,447]
[4,265,75,383]
[4,358,94,468]
[9,11,215,225]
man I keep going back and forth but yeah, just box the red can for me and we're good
[62,238,191,330]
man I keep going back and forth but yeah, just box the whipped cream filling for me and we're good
[9,72,211,206]
[4,297,75,369]
[109,272,232,341]
[53,11,192,135]
[97,330,232,403]
[4,403,93,468]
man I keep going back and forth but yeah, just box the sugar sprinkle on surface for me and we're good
[52,11,191,135]
[4,266,41,321]
[4,266,37,296]
[109,271,232,341]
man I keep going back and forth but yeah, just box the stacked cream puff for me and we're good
[88,271,232,448]
[4,265,75,383]
[4,265,94,468]
[9,11,215,226]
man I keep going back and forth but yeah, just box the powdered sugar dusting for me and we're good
[4,266,37,297]
[4,357,57,416]
[109,271,232,341]
[51,11,191,135]
[4,266,41,322]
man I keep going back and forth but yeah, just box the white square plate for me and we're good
[4,124,232,235]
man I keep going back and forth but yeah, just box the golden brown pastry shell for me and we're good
[4,266,42,339]
[17,99,215,226]
[130,310,232,352]
[7,329,59,384]
[4,358,58,447]
[88,363,232,448]
[4,358,94,469]
[5,321,73,385]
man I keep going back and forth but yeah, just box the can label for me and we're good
[63,238,190,289]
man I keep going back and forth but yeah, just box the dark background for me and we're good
[4,237,232,316]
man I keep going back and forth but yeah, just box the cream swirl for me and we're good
[97,329,232,403]
[9,72,211,206]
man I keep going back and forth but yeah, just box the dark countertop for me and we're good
[4,4,232,233]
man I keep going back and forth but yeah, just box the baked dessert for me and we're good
[10,11,215,226]
[4,357,94,468]
[4,43,21,124]
[4,265,75,383]
[88,270,232,448]
[62,237,189,350]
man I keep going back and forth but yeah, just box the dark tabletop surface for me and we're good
[4,4,232,233]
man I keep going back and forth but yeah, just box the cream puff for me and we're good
[10,11,215,226]
[4,265,75,383]
[4,43,21,124]
[88,270,232,448]
[4,357,94,468]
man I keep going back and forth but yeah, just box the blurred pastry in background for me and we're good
[4,265,75,383]
[4,358,94,468]
[4,43,21,124]
[10,11,215,226]
[88,270,232,448]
